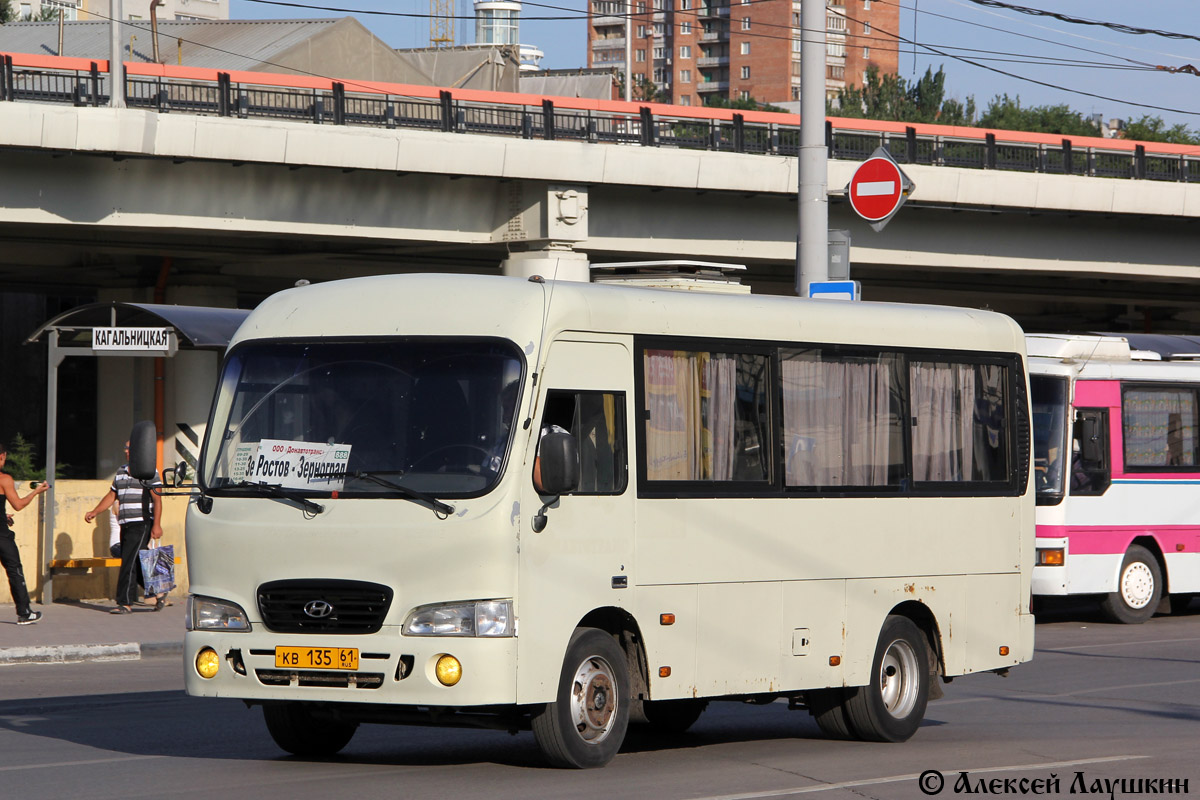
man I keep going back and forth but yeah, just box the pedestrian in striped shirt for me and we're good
[85,441,165,614]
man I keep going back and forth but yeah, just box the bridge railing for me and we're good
[2,52,1199,183]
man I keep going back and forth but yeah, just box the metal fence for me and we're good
[2,54,1195,183]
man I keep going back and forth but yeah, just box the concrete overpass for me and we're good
[1,58,1199,332]
[3,55,1200,478]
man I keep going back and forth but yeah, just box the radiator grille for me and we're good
[257,579,393,634]
[255,669,384,689]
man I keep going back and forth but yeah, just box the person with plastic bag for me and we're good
[0,442,49,624]
[84,441,165,614]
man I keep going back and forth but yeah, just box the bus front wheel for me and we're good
[1101,545,1162,624]
[842,615,930,743]
[532,627,630,768]
[262,701,358,757]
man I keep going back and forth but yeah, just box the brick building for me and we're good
[588,0,898,107]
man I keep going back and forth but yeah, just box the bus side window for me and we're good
[541,390,628,495]
[1072,409,1109,496]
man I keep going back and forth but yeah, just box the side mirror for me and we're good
[536,431,580,497]
[162,461,190,488]
[128,420,158,481]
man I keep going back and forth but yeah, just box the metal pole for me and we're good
[41,331,62,604]
[624,0,632,102]
[796,0,828,295]
[109,0,124,108]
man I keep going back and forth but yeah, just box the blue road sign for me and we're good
[808,280,861,301]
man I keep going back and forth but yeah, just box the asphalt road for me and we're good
[2,601,1198,800]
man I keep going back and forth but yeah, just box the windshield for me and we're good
[1031,374,1068,503]
[204,338,524,497]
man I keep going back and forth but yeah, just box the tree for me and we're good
[4,434,42,481]
[703,94,787,113]
[977,94,1100,136]
[615,72,669,103]
[828,66,975,125]
[0,1,15,23]
[2,433,66,481]
[1121,115,1200,145]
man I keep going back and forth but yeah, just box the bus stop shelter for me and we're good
[25,302,249,601]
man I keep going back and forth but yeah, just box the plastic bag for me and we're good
[139,543,176,597]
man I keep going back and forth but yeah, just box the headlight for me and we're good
[188,595,251,632]
[403,599,514,637]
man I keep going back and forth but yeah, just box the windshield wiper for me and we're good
[220,481,325,514]
[348,471,455,517]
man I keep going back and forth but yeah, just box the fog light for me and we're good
[435,654,462,686]
[196,647,220,679]
[1037,548,1065,566]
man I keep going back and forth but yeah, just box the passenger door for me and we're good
[515,337,636,703]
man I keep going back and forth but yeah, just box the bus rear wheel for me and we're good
[1100,545,1162,625]
[842,615,929,743]
[807,688,856,740]
[262,701,358,757]
[531,627,630,768]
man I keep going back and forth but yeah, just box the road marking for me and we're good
[0,754,160,772]
[688,755,1147,800]
[1039,636,1200,652]
[854,180,895,197]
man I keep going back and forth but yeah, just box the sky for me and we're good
[229,0,1200,129]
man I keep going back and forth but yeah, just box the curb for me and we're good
[0,640,182,666]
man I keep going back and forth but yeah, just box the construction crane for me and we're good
[430,0,455,46]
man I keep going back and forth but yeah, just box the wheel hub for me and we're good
[1121,562,1155,609]
[879,639,920,718]
[570,656,617,743]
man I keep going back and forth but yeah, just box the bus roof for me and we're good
[231,273,1026,354]
[1027,333,1200,363]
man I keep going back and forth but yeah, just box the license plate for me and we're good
[275,646,359,670]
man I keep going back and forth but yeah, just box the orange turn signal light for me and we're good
[999,646,1010,656]
[660,613,675,625]
[659,666,671,678]
[829,656,841,667]
[1036,548,1065,566]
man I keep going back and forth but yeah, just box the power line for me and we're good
[832,4,1200,118]
[244,0,582,21]
[964,0,1200,46]
[163,0,1200,118]
[874,0,1158,70]
[241,0,1165,74]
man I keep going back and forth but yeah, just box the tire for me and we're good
[641,698,708,735]
[806,688,856,740]
[262,702,358,757]
[531,628,630,768]
[842,615,930,743]
[1100,545,1162,625]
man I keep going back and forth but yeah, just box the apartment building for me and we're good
[588,0,898,106]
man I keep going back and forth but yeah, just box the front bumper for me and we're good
[184,628,519,708]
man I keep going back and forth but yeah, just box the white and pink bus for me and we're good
[1029,333,1200,623]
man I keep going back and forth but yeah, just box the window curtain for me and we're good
[644,350,737,480]
[911,362,976,481]
[781,352,892,486]
[1125,390,1198,466]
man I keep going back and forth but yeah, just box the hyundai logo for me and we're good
[303,600,334,619]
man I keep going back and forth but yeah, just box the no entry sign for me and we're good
[845,148,914,231]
